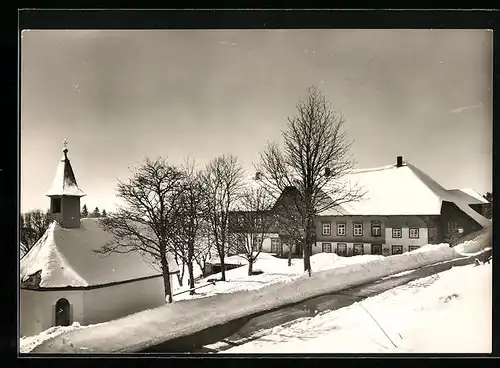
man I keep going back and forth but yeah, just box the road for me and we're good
[142,251,487,353]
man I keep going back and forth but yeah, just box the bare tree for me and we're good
[95,157,184,303]
[202,154,244,281]
[170,159,206,294]
[193,219,214,278]
[256,86,365,276]
[230,186,275,276]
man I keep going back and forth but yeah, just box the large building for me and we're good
[20,144,179,337]
[230,156,491,257]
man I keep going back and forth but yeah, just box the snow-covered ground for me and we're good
[173,252,384,301]
[20,322,106,354]
[21,252,382,353]
[217,261,492,354]
[24,228,491,353]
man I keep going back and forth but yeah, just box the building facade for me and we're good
[230,156,490,258]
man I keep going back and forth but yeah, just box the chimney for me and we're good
[255,171,262,180]
[324,167,331,177]
[396,156,403,168]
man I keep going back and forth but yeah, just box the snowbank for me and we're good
[222,262,492,353]
[20,322,105,354]
[174,253,384,301]
[453,227,492,256]
[30,231,489,354]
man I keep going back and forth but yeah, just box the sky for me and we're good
[21,29,492,213]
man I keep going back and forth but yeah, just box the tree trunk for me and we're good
[188,262,195,294]
[188,241,196,294]
[179,261,186,287]
[160,246,173,303]
[220,253,226,281]
[248,257,254,276]
[176,272,183,287]
[288,246,292,267]
[303,231,312,276]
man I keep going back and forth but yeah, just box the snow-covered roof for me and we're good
[20,218,179,289]
[318,163,442,216]
[318,162,491,228]
[447,188,489,205]
[45,149,86,197]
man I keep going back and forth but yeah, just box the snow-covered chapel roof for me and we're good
[45,147,86,197]
[20,218,180,289]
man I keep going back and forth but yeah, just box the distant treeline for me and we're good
[20,205,108,257]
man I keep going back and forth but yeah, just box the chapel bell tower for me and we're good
[45,140,86,228]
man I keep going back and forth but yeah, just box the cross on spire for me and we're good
[63,139,68,149]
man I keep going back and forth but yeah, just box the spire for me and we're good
[62,138,69,158]
[45,139,86,197]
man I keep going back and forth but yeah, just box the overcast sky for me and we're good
[21,29,492,213]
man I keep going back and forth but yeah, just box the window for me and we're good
[371,244,382,255]
[353,244,364,256]
[337,223,346,236]
[409,228,419,239]
[52,198,62,214]
[237,215,245,226]
[408,246,420,252]
[392,245,403,255]
[448,221,459,231]
[392,228,402,238]
[322,242,332,253]
[322,223,331,236]
[353,223,363,236]
[371,224,381,237]
[237,236,246,253]
[273,217,280,229]
[252,236,261,251]
[254,217,262,227]
[271,238,281,253]
[336,243,347,256]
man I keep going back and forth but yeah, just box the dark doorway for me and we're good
[55,298,71,326]
[371,244,383,255]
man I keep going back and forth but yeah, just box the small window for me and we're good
[336,243,347,256]
[337,223,346,236]
[353,223,363,236]
[353,244,364,256]
[237,215,245,226]
[392,245,403,255]
[252,236,261,251]
[322,223,331,236]
[371,224,381,237]
[273,218,280,229]
[52,198,62,214]
[409,228,419,239]
[371,244,382,255]
[322,242,332,253]
[271,238,281,253]
[392,228,402,238]
[254,217,262,227]
[237,236,246,253]
[408,246,420,252]
[448,221,459,231]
